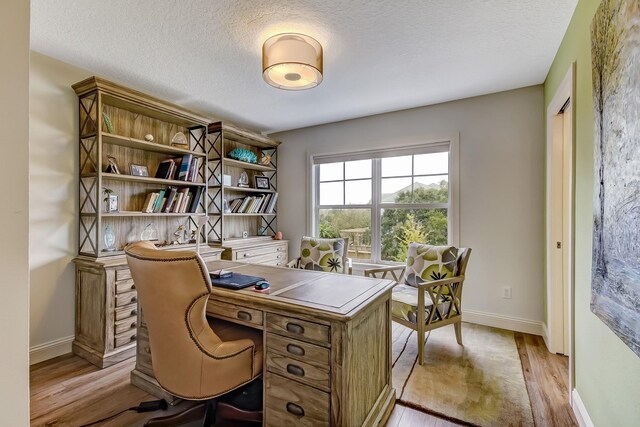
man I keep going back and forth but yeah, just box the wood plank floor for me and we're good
[30,332,576,426]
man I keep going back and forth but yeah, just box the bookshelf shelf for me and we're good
[102,173,206,187]
[102,133,206,157]
[216,158,276,172]
[211,185,275,194]
[223,213,277,217]
[97,211,206,217]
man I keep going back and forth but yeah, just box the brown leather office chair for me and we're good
[125,241,263,425]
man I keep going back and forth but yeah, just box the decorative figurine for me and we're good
[274,231,283,240]
[172,223,187,245]
[103,225,116,252]
[228,147,257,164]
[144,134,154,142]
[238,171,250,188]
[141,223,159,241]
[222,198,231,213]
[260,152,272,166]
[171,132,188,148]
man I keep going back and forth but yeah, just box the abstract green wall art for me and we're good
[591,0,640,357]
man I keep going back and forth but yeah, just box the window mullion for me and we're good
[371,158,381,263]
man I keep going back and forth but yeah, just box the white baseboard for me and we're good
[463,310,544,336]
[29,335,74,365]
[571,389,594,427]
[542,322,550,349]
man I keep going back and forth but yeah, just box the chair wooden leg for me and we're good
[417,325,425,365]
[454,321,462,345]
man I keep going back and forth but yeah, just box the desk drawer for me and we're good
[207,300,263,327]
[115,291,137,307]
[115,303,138,321]
[114,316,138,335]
[115,279,136,294]
[267,333,330,368]
[266,351,330,392]
[115,268,131,281]
[234,244,287,261]
[265,372,329,427]
[266,314,330,346]
[114,328,137,348]
[200,252,221,262]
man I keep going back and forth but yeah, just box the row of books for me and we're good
[228,193,278,214]
[142,186,204,214]
[155,154,200,182]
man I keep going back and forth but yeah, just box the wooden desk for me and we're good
[131,261,396,426]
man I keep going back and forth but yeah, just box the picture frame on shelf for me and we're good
[106,155,121,174]
[129,163,150,177]
[254,175,270,189]
[104,193,118,213]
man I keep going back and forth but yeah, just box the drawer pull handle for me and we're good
[286,364,305,377]
[286,344,305,356]
[131,322,137,329]
[131,284,136,290]
[237,311,252,321]
[244,253,250,257]
[131,296,137,303]
[286,323,305,335]
[286,402,305,417]
[130,334,137,342]
[131,309,138,316]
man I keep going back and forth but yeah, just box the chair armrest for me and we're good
[364,264,406,281]
[286,258,300,269]
[416,275,465,289]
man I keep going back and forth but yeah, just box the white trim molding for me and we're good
[542,322,550,350]
[571,389,595,427]
[463,310,544,336]
[29,335,74,365]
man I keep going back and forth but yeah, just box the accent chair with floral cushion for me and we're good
[365,243,471,365]
[287,236,352,274]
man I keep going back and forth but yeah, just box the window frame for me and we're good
[309,135,459,265]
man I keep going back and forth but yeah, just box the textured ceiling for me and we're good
[31,0,577,133]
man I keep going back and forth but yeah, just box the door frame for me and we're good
[545,63,576,390]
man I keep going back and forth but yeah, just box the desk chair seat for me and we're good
[125,241,263,425]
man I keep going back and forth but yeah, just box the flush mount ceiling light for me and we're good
[262,33,323,90]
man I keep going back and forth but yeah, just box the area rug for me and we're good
[392,322,534,427]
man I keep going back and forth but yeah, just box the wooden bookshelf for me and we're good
[205,121,281,244]
[71,76,226,369]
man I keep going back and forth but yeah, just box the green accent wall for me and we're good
[545,0,640,425]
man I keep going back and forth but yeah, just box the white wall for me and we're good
[273,86,545,327]
[0,0,31,423]
[29,52,91,361]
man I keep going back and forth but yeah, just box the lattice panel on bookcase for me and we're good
[207,215,222,243]
[79,92,98,137]
[189,126,206,154]
[260,215,277,236]
[80,136,98,175]
[80,176,98,214]
[79,216,98,256]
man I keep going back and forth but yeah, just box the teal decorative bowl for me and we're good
[228,148,257,164]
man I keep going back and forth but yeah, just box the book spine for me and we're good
[178,154,192,181]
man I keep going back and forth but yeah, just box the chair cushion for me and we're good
[404,243,458,287]
[299,236,346,273]
[392,284,455,324]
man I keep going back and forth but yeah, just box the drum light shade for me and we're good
[262,33,323,90]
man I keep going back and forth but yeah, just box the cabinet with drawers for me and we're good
[72,247,223,368]
[221,238,289,267]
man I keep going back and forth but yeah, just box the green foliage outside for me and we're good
[319,181,449,262]
[381,182,449,261]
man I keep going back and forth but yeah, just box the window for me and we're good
[313,141,456,264]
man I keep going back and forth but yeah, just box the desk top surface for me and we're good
[206,261,395,320]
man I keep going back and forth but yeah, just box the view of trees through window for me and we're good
[316,149,450,263]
